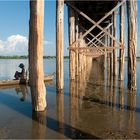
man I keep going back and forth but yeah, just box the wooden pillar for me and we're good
[29,0,46,111]
[110,17,113,79]
[113,12,117,77]
[69,7,76,80]
[107,28,110,80]
[78,31,83,73]
[75,13,79,76]
[119,3,125,81]
[56,0,64,90]
[127,0,137,90]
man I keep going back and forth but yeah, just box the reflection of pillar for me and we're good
[127,91,136,133]
[70,80,77,126]
[32,111,46,139]
[56,0,64,90]
[108,77,113,107]
[118,81,124,109]
[127,91,136,111]
[56,90,64,134]
[29,0,46,111]
[112,79,116,110]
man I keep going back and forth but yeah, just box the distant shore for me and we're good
[0,56,69,59]
[0,56,140,61]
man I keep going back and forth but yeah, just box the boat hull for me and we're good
[0,74,54,86]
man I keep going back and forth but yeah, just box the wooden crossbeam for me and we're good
[69,46,124,51]
[94,32,106,45]
[86,37,98,48]
[69,4,121,46]
[87,23,112,46]
[66,0,126,48]
[81,26,109,48]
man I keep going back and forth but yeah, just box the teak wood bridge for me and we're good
[29,0,137,111]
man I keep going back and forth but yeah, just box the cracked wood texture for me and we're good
[56,0,64,90]
[69,7,76,80]
[127,0,137,90]
[29,0,46,111]
[119,3,125,80]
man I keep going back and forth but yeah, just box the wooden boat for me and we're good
[0,73,55,86]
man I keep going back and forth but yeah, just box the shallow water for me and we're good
[0,59,140,139]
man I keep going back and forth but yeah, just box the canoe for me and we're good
[0,73,55,86]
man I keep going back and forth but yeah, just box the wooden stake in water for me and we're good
[29,0,46,111]
[127,0,137,90]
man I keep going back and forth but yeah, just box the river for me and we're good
[0,59,140,139]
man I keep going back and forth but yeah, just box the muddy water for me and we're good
[0,59,140,139]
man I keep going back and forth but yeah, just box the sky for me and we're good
[0,0,139,56]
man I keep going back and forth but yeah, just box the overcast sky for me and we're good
[0,1,139,56]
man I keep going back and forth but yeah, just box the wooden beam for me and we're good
[127,0,137,90]
[56,0,64,90]
[109,20,113,78]
[69,7,76,79]
[67,1,126,48]
[119,3,125,80]
[75,13,79,76]
[81,26,109,49]
[69,46,124,51]
[113,12,117,76]
[88,23,112,46]
[29,0,46,111]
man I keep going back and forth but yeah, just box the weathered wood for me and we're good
[119,3,125,80]
[109,19,113,78]
[127,0,137,90]
[69,46,124,51]
[67,1,126,48]
[75,13,79,76]
[113,12,117,77]
[29,0,46,111]
[81,26,109,49]
[56,0,64,90]
[88,23,112,46]
[78,31,83,73]
[69,7,76,79]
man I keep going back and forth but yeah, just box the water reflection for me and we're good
[32,111,46,139]
[15,85,29,101]
[56,90,64,135]
[118,81,125,109]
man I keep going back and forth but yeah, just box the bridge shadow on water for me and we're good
[0,87,99,139]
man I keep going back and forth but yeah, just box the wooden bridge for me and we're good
[29,0,137,111]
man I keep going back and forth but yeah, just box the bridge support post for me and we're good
[69,7,76,80]
[113,12,117,77]
[56,0,64,90]
[75,13,79,76]
[29,0,46,111]
[119,3,125,81]
[127,0,137,90]
[110,17,113,79]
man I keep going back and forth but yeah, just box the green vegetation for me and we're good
[0,55,28,59]
[0,55,69,59]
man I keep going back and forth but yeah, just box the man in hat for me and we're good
[14,63,27,80]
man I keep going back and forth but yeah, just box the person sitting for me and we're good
[14,63,27,80]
